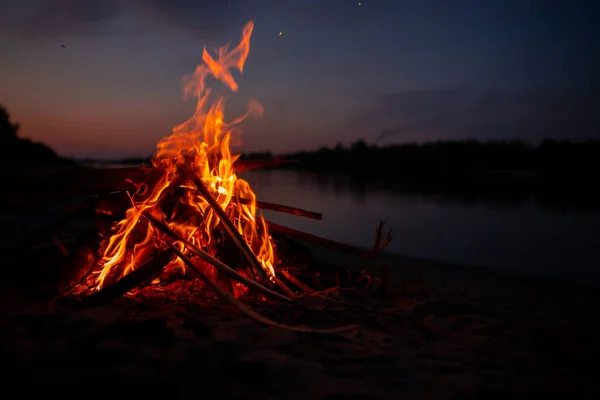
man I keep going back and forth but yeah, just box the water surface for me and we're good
[241,169,600,285]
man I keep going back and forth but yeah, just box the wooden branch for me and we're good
[63,249,174,307]
[280,269,316,293]
[233,197,323,220]
[266,220,390,259]
[234,157,293,172]
[143,213,291,303]
[182,162,269,282]
[271,275,296,297]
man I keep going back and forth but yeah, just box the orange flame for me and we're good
[94,21,276,291]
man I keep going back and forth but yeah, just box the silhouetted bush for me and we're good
[0,104,76,169]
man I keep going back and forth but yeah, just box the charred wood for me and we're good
[62,249,174,308]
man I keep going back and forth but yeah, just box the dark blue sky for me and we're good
[1,0,598,158]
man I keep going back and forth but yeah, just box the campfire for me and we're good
[7,21,391,330]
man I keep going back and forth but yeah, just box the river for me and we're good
[240,169,600,285]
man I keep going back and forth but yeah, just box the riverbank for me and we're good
[1,233,598,399]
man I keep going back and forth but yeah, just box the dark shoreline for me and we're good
[2,239,599,398]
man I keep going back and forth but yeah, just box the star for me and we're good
[279,31,283,36]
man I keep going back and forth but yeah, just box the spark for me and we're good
[279,31,283,36]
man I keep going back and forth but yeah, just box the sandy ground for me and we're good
[1,206,600,399]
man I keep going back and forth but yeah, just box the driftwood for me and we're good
[1,157,293,206]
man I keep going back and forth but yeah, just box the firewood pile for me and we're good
[1,21,392,332]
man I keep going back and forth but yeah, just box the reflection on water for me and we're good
[241,169,600,285]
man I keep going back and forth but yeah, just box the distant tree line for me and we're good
[247,138,600,211]
[0,104,76,169]
[254,138,600,183]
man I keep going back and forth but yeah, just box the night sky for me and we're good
[1,0,598,158]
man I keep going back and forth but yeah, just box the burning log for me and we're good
[280,269,316,293]
[143,213,291,303]
[234,156,293,172]
[182,162,269,282]
[62,249,175,307]
[183,163,295,297]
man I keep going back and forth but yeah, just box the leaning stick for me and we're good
[169,243,359,333]
[266,220,392,259]
[233,197,323,220]
[280,269,316,293]
[233,156,294,172]
[60,249,174,308]
[143,213,291,303]
[271,275,296,297]
[182,163,269,281]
